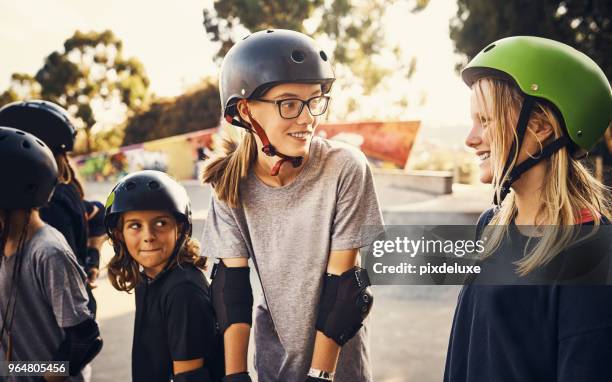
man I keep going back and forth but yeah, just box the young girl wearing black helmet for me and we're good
[0,100,103,319]
[0,126,102,382]
[201,29,384,382]
[445,36,612,381]
[105,170,223,382]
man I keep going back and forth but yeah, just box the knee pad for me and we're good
[211,260,253,334]
[315,266,373,346]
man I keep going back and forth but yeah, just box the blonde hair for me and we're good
[474,77,610,275]
[201,124,258,208]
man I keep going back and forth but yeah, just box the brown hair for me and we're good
[107,223,207,292]
[201,124,258,208]
[55,152,85,198]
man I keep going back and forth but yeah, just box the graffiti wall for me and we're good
[316,121,421,168]
[74,120,420,181]
[75,128,217,181]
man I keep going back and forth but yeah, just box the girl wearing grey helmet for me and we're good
[201,29,384,382]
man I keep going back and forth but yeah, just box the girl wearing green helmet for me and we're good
[445,36,611,381]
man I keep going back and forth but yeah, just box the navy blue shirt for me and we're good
[132,263,223,382]
[40,183,88,266]
[444,209,612,382]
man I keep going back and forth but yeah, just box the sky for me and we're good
[0,0,472,131]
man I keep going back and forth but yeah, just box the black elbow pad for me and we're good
[56,318,103,376]
[211,260,253,334]
[315,267,373,346]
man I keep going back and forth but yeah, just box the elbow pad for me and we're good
[315,267,373,346]
[211,260,253,334]
[55,318,103,376]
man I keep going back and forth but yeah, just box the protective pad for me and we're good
[57,318,103,376]
[315,267,373,346]
[211,260,253,334]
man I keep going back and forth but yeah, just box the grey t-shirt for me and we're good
[202,137,384,381]
[0,225,91,382]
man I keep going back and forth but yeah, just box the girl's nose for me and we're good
[142,226,156,243]
[465,124,483,149]
[297,102,315,125]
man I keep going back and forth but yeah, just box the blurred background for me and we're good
[1,0,610,381]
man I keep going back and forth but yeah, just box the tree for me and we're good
[35,30,151,153]
[449,0,611,79]
[0,30,151,153]
[122,79,221,145]
[0,73,41,105]
[202,0,426,117]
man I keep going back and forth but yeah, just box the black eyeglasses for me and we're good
[255,95,330,119]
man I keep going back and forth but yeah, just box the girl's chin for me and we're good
[479,172,493,184]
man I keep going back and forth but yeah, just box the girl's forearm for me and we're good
[310,248,360,373]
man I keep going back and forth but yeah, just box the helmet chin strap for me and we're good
[494,95,569,206]
[225,106,304,176]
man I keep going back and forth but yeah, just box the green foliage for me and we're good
[450,0,611,79]
[0,73,41,107]
[450,0,611,181]
[0,29,150,153]
[202,0,425,98]
[122,79,221,145]
[203,0,323,61]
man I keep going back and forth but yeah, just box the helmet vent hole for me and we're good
[22,141,31,149]
[15,131,25,136]
[266,29,274,33]
[319,51,328,61]
[36,139,45,147]
[126,181,136,190]
[484,44,495,53]
[291,50,305,63]
[148,181,160,190]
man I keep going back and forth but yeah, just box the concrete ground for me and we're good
[87,180,492,381]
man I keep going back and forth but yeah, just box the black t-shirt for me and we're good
[132,263,223,382]
[40,183,88,266]
[444,209,612,382]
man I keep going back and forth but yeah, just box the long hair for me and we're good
[107,218,207,292]
[201,123,258,208]
[55,152,85,198]
[475,77,610,275]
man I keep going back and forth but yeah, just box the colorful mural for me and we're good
[74,121,420,181]
[316,121,421,168]
[74,129,217,181]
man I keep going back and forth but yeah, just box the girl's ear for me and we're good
[236,99,251,125]
[531,120,554,142]
[113,228,124,243]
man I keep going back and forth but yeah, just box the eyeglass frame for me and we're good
[254,95,331,119]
